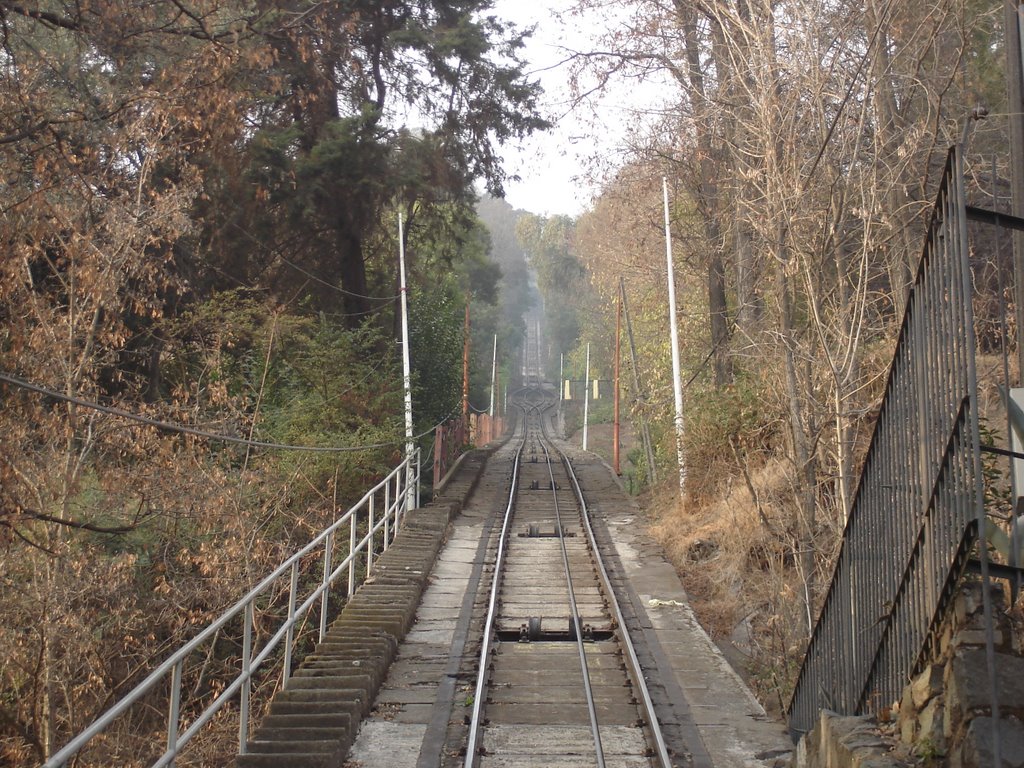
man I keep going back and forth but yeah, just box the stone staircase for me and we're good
[234,449,491,768]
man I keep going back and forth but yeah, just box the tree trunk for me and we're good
[866,0,914,317]
[336,230,371,324]
[776,225,817,639]
[679,4,734,385]
[709,254,731,385]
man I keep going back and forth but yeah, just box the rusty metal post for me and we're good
[463,301,470,426]
[433,424,444,488]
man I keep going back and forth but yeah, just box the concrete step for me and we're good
[269,699,361,718]
[286,673,374,696]
[261,713,352,730]
[245,739,338,753]
[235,451,489,768]
[235,752,334,768]
[253,726,349,742]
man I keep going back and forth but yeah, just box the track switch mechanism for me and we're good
[518,524,574,538]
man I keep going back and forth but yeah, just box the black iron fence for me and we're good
[787,148,989,734]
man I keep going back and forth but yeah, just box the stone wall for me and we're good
[896,581,1023,766]
[794,580,1023,768]
[793,710,911,767]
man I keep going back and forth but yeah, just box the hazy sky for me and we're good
[490,1,672,217]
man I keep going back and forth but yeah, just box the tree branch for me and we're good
[0,2,80,31]
[4,506,137,534]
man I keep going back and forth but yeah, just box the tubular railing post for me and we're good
[392,471,401,531]
[349,512,357,598]
[404,453,415,511]
[384,496,391,553]
[283,560,299,689]
[239,601,253,755]
[386,477,392,543]
[320,532,333,641]
[368,494,375,575]
[167,660,183,766]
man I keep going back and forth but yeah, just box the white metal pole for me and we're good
[399,212,416,512]
[489,333,497,418]
[558,351,564,437]
[583,342,591,451]
[663,177,686,499]
[559,353,564,401]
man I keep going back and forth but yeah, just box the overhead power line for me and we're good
[0,371,458,453]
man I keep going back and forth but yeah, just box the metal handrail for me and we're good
[44,450,421,768]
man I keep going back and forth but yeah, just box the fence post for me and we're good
[239,601,253,755]
[392,471,401,531]
[434,424,444,488]
[283,560,299,689]
[349,512,357,597]
[367,494,375,575]
[320,532,333,641]
[167,660,183,766]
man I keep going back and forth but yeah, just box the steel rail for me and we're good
[463,411,526,767]
[541,438,607,767]
[555,426,674,768]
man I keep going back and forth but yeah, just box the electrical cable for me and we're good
[0,371,460,453]
[276,252,401,303]
[227,221,401,304]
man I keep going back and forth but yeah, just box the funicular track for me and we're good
[459,385,673,768]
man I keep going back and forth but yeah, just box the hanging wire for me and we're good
[227,220,400,305]
[0,372,459,453]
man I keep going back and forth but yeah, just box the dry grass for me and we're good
[644,458,809,715]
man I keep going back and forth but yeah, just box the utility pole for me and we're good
[559,353,564,401]
[398,212,415,512]
[559,352,564,437]
[663,177,686,499]
[613,290,621,475]
[620,279,657,484]
[1007,2,1024,380]
[583,342,591,451]
[489,334,497,418]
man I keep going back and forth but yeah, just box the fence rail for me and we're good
[45,450,421,768]
[470,412,505,446]
[433,416,468,488]
[787,147,987,734]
